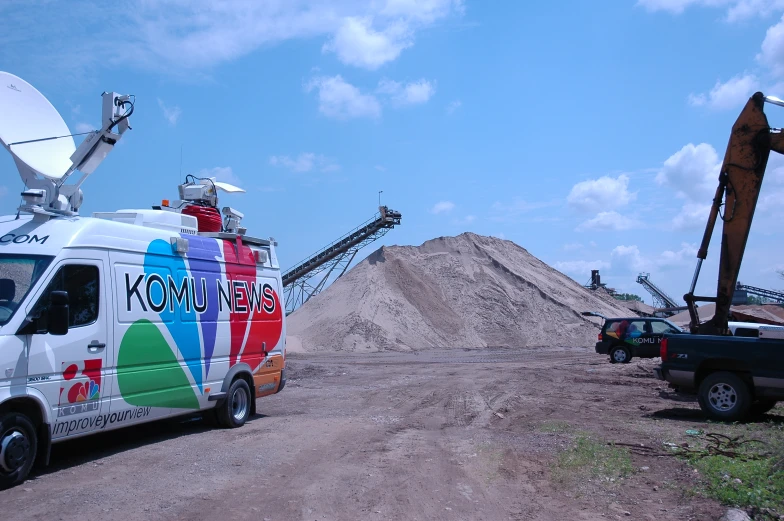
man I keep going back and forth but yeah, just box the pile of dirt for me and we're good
[287,232,635,352]
[668,303,784,328]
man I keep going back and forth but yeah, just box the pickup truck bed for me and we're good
[655,327,784,421]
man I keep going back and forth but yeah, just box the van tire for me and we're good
[217,379,251,429]
[0,413,38,490]
[697,372,752,422]
[609,346,632,364]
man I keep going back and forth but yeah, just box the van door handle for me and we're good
[87,341,106,352]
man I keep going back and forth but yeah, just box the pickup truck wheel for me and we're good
[0,413,38,490]
[610,346,632,364]
[749,399,778,417]
[697,372,752,422]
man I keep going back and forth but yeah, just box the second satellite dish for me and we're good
[0,71,76,180]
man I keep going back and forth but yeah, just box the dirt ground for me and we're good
[4,347,779,521]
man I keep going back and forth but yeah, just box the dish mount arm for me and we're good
[19,91,133,216]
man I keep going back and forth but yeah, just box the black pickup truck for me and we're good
[655,325,784,421]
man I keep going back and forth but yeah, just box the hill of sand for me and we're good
[668,303,784,328]
[287,232,635,352]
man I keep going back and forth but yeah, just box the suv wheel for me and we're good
[610,346,632,364]
[697,371,752,422]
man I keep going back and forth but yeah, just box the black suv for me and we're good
[586,314,684,363]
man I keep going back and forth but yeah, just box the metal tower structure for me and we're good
[583,269,616,295]
[636,273,679,310]
[733,282,784,304]
[282,206,402,314]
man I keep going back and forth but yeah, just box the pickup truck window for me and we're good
[0,254,54,325]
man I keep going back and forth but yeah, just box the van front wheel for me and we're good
[217,379,252,428]
[0,413,38,490]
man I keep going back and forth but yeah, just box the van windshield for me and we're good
[0,254,54,326]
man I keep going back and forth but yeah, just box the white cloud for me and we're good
[567,174,637,213]
[74,122,95,134]
[381,0,465,22]
[323,17,411,70]
[563,242,584,251]
[453,214,475,225]
[430,201,455,214]
[0,2,463,78]
[305,75,382,120]
[637,0,784,21]
[576,211,642,232]
[194,166,242,188]
[758,14,784,77]
[554,259,611,276]
[0,186,7,199]
[446,100,462,114]
[726,0,784,21]
[688,74,759,110]
[671,202,712,230]
[268,153,340,173]
[611,244,647,273]
[489,199,560,222]
[659,242,698,267]
[655,143,719,201]
[377,78,436,105]
[157,98,182,126]
[636,0,708,15]
[374,165,386,171]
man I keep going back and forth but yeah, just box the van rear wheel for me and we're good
[217,379,252,428]
[0,413,38,490]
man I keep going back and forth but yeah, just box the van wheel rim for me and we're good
[0,430,30,473]
[231,387,249,422]
[708,383,737,411]
[613,349,627,362]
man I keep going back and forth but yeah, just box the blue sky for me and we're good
[2,0,784,304]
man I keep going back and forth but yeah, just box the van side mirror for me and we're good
[48,291,69,336]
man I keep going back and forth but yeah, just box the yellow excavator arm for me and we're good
[685,92,784,335]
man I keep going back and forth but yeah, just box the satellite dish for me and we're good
[0,71,75,180]
[214,181,245,193]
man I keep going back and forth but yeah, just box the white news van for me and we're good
[0,209,287,488]
[0,71,286,489]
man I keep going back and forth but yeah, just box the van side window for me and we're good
[32,265,100,329]
[651,321,676,334]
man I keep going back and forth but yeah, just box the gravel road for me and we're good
[2,347,764,521]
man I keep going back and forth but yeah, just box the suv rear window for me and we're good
[606,320,645,338]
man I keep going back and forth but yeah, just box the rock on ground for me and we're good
[719,508,752,521]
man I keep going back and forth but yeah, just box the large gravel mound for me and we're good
[287,232,634,352]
